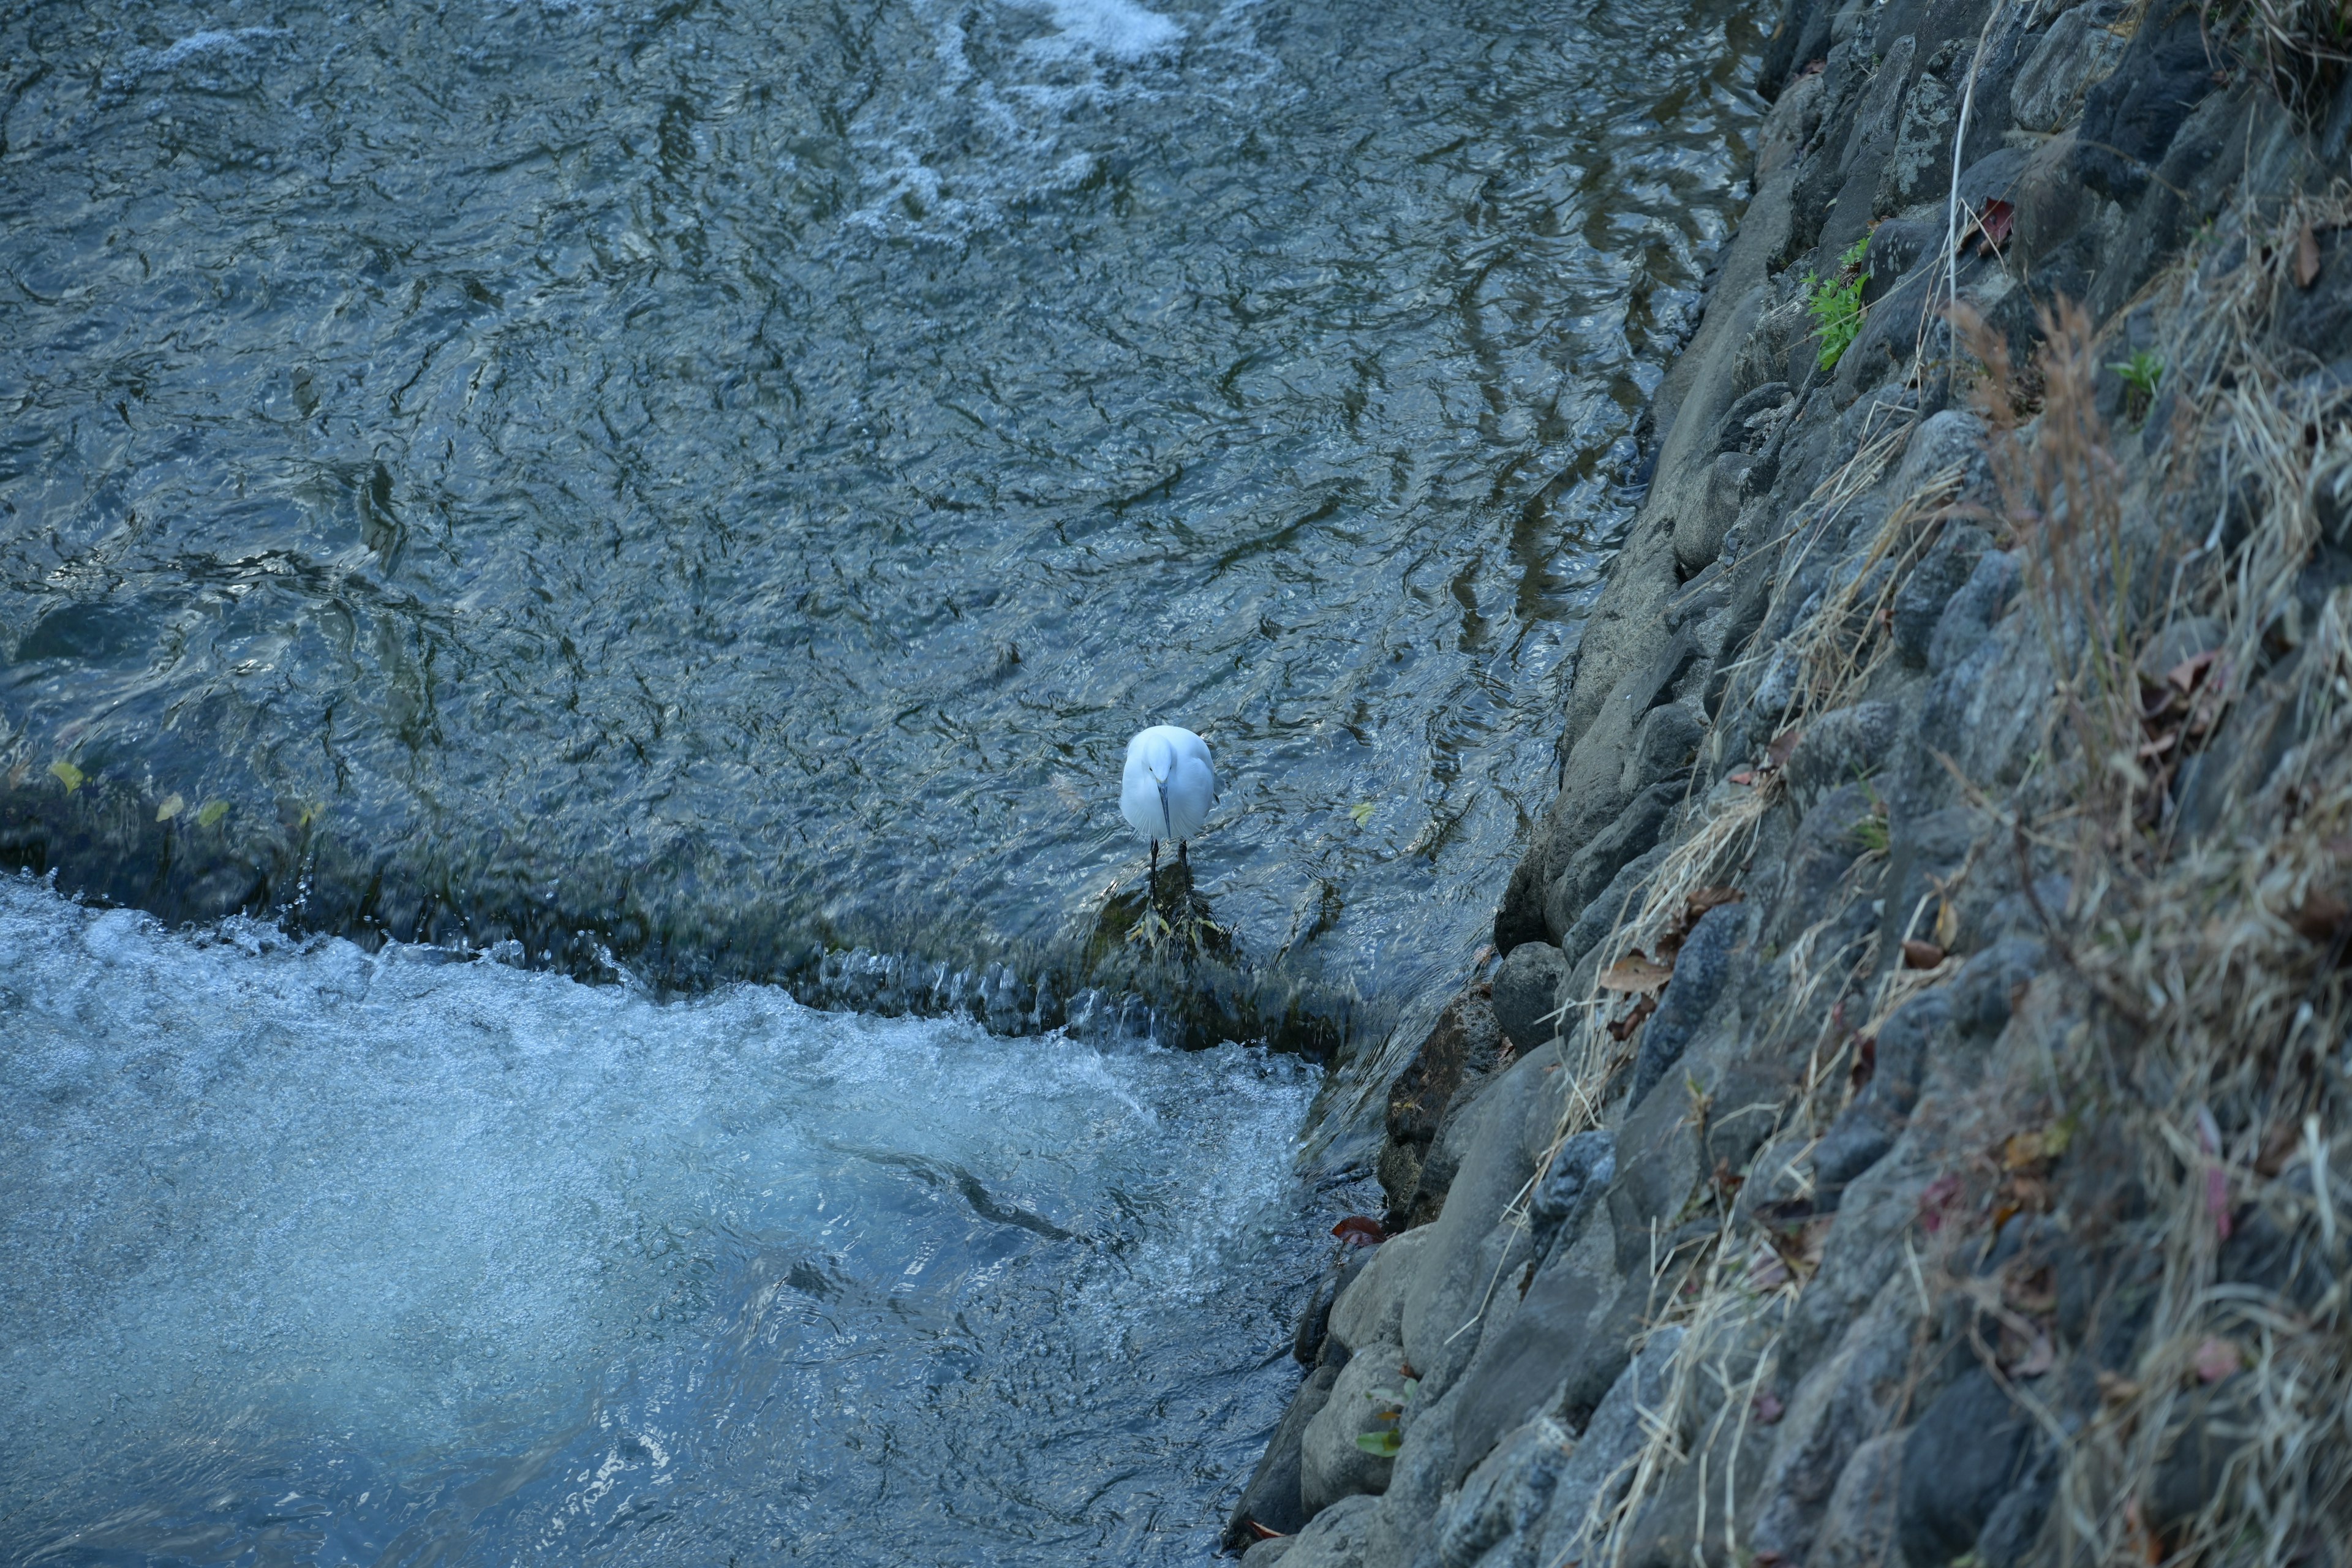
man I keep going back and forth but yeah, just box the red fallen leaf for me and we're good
[1985,202,2022,251]
[1246,1520,1291,1542]
[1765,728,1804,770]
[1712,1155,1743,1200]
[1753,1392,1785,1425]
[2298,221,2321,288]
[2192,1336,2242,1384]
[1728,770,1756,786]
[1901,939,1947,970]
[1966,200,2022,257]
[1850,1033,1878,1093]
[1332,1215,1386,1246]
[2206,1166,2234,1241]
[1918,1172,1964,1233]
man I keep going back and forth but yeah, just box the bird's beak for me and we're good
[1158,780,1170,839]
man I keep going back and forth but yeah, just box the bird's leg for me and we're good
[1149,840,1159,901]
[1177,839,1189,868]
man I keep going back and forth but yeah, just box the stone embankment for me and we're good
[1230,2,2352,1565]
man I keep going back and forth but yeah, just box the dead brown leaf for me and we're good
[1901,939,1946,970]
[1599,952,1675,993]
[2167,647,2220,692]
[1656,886,1747,960]
[2004,1264,2056,1316]
[2003,1173,2051,1215]
[2257,1118,2304,1177]
[1850,1033,1877,1094]
[1687,885,1745,918]
[2298,221,2321,288]
[1605,994,1657,1042]
[2290,891,2350,943]
[2003,1325,2056,1378]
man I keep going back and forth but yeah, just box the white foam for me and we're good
[0,875,1315,1556]
[154,26,289,66]
[1007,0,1186,62]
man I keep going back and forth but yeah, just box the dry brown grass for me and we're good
[2212,0,2352,123]
[1994,197,2352,1568]
[1550,188,2352,1568]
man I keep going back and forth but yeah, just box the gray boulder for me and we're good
[1329,1226,1436,1354]
[1891,524,1991,666]
[1398,1046,1571,1396]
[1526,1327,1689,1568]
[1302,1336,1409,1514]
[1806,1430,1908,1568]
[1630,900,1744,1108]
[1558,843,1670,970]
[1925,548,2018,674]
[1490,941,1569,1052]
[1783,701,1901,807]
[1896,1365,2035,1567]
[2011,4,2128,132]
[1280,1492,1382,1568]
[1436,1415,1575,1568]
[1442,1208,1625,1486]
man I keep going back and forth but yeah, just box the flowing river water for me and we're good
[0,0,1759,1560]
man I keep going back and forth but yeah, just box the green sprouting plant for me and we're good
[1852,767,1890,853]
[1355,1374,1419,1457]
[2111,349,2162,395]
[1806,236,1871,372]
[2110,348,2163,422]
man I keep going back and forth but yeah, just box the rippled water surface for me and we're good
[0,878,1324,1564]
[1,0,1763,1559]
[0,0,1760,1028]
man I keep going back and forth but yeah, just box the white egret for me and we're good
[1121,725,1218,895]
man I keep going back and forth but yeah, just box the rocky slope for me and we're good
[1230,2,2352,1565]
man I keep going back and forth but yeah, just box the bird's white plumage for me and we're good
[1121,725,1217,846]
